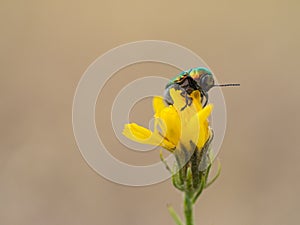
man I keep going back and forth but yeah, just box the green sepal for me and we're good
[185,166,193,194]
[192,174,206,203]
[167,205,184,225]
[172,170,185,191]
[159,150,172,173]
[205,160,221,189]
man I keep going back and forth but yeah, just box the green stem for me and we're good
[184,191,194,225]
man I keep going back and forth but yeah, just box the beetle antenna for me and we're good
[214,83,240,87]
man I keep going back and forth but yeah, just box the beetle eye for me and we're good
[200,74,214,92]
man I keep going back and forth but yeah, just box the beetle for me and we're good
[164,67,239,110]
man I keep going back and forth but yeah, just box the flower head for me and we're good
[123,88,218,223]
[123,89,213,153]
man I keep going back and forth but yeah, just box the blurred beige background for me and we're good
[1,0,300,225]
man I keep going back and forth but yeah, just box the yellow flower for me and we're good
[123,89,213,153]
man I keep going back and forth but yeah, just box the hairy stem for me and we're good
[184,191,194,225]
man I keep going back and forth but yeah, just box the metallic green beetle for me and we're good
[164,67,239,110]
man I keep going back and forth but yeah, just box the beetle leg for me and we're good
[164,84,181,105]
[185,76,209,107]
[201,90,208,107]
[180,91,193,111]
[165,84,192,110]
[180,92,189,111]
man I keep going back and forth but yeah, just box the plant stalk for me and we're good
[184,190,194,225]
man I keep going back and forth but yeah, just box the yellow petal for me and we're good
[122,123,175,151]
[190,90,203,111]
[179,114,200,151]
[124,123,152,139]
[196,104,213,148]
[159,106,181,146]
[153,96,166,117]
[169,89,186,111]
[199,104,213,121]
